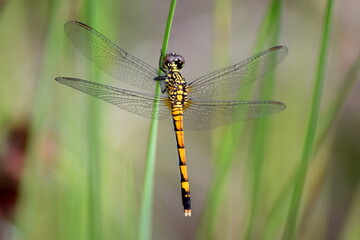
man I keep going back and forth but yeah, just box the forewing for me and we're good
[55,77,171,119]
[64,21,158,91]
[188,46,288,98]
[183,99,286,130]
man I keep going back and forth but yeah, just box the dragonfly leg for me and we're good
[154,76,168,93]
[153,76,166,81]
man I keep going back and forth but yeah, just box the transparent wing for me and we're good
[55,77,171,119]
[64,21,158,91]
[188,46,288,98]
[183,99,286,130]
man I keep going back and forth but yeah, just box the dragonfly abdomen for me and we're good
[166,68,191,216]
[172,106,191,216]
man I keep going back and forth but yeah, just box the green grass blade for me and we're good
[316,51,360,148]
[245,1,283,239]
[261,40,360,240]
[18,0,62,237]
[282,0,335,239]
[138,1,177,240]
[198,1,284,238]
[196,0,232,237]
[158,0,177,65]
[83,1,103,240]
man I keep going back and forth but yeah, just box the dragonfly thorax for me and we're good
[166,71,189,108]
[163,52,189,107]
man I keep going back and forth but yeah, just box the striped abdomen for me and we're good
[172,106,191,217]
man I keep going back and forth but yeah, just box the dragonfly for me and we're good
[55,21,288,217]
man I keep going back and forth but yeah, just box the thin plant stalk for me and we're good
[261,48,360,240]
[282,0,335,239]
[19,0,61,237]
[138,1,177,240]
[83,0,103,239]
[198,1,283,238]
[196,0,232,237]
[245,1,283,239]
[316,51,360,148]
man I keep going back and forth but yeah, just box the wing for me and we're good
[55,77,171,119]
[183,99,286,130]
[188,46,288,98]
[64,21,158,91]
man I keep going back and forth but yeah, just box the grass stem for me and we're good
[245,1,283,239]
[83,1,103,239]
[282,0,335,239]
[138,1,177,240]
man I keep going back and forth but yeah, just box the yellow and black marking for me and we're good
[172,106,191,216]
[163,53,191,216]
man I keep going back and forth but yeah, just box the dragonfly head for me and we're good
[162,52,185,71]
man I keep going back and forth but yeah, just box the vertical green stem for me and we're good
[282,0,335,239]
[21,0,61,237]
[245,1,283,239]
[84,1,102,239]
[197,0,232,238]
[138,1,177,240]
[158,0,177,66]
[316,51,360,148]
[198,0,284,238]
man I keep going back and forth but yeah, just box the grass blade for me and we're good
[317,51,360,148]
[282,0,335,239]
[83,1,103,239]
[245,1,283,239]
[17,0,62,238]
[138,1,177,239]
[198,1,284,238]
[196,0,232,237]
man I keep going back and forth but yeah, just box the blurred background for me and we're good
[0,0,359,239]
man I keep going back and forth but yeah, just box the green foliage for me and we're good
[0,0,358,240]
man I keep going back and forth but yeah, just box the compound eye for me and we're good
[162,55,176,69]
[174,55,185,69]
[176,55,184,64]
